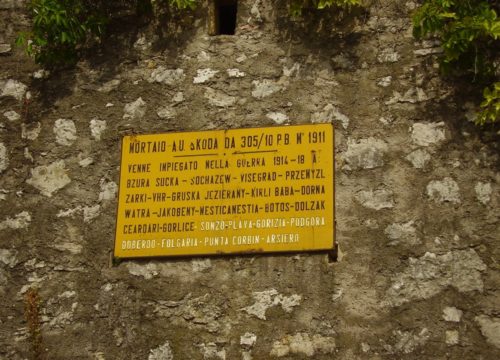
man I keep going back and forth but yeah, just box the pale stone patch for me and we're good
[393,328,429,353]
[427,177,460,204]
[384,221,420,246]
[98,180,117,201]
[0,249,19,268]
[377,48,400,63]
[123,97,146,119]
[26,160,71,197]
[3,110,20,121]
[387,249,486,306]
[204,88,237,107]
[227,68,245,78]
[266,112,288,124]
[0,142,8,173]
[126,262,158,280]
[343,137,387,169]
[0,79,27,100]
[377,76,392,87]
[445,330,459,345]
[172,92,184,103]
[148,341,174,360]
[475,315,500,348]
[21,122,41,140]
[475,182,492,205]
[443,307,463,322]
[90,118,106,140]
[386,88,429,104]
[406,149,431,169]
[150,67,185,85]
[197,50,211,62]
[32,69,50,79]
[355,189,394,210]
[193,68,219,84]
[0,211,31,230]
[52,242,82,254]
[79,157,93,167]
[83,205,100,223]
[97,79,120,93]
[311,104,350,129]
[156,106,175,120]
[270,333,335,357]
[411,122,446,147]
[283,63,300,77]
[240,332,257,348]
[198,343,226,360]
[191,259,211,272]
[54,119,77,146]
[251,80,283,99]
[0,43,11,54]
[242,289,302,320]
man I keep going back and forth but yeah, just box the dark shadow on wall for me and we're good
[273,1,369,69]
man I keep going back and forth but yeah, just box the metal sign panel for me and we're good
[114,124,334,258]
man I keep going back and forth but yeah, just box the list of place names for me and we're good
[114,124,334,258]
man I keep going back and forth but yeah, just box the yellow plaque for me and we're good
[114,124,334,258]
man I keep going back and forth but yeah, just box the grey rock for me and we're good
[475,182,492,205]
[411,122,446,147]
[53,119,77,146]
[26,160,71,197]
[355,189,394,210]
[343,137,387,169]
[427,177,460,204]
[0,142,7,173]
[475,315,500,348]
[0,79,27,100]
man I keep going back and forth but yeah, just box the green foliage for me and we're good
[16,0,107,67]
[17,0,199,68]
[477,82,500,125]
[289,0,362,17]
[413,0,499,124]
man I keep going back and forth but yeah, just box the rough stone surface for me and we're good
[193,68,219,84]
[0,79,27,100]
[270,333,335,357]
[123,97,147,119]
[0,142,7,173]
[251,80,283,99]
[0,211,31,230]
[387,250,487,306]
[355,188,394,210]
[54,119,77,146]
[474,182,492,205]
[406,149,431,169]
[443,307,463,322]
[411,122,446,147]
[0,1,498,359]
[384,221,420,246]
[90,118,106,140]
[148,341,173,360]
[26,160,71,197]
[475,315,500,349]
[427,177,461,204]
[242,289,302,320]
[3,110,20,121]
[343,137,387,170]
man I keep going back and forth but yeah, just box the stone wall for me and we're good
[0,0,499,359]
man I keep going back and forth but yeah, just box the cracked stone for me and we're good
[443,307,463,322]
[393,328,429,354]
[227,68,245,78]
[98,180,117,201]
[445,330,459,345]
[240,332,257,348]
[22,122,41,140]
[148,341,173,360]
[0,249,18,268]
[127,262,158,280]
[3,110,20,121]
[266,112,288,124]
[377,48,400,63]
